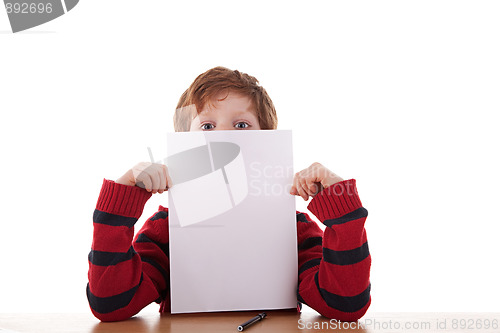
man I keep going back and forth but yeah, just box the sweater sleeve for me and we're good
[86,179,170,322]
[296,179,371,321]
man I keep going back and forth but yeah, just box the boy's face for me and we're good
[189,92,261,131]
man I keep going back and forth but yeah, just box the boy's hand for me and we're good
[115,162,173,194]
[290,162,343,201]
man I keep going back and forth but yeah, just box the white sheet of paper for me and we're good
[167,130,297,314]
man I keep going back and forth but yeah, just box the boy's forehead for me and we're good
[197,109,254,118]
[201,93,256,114]
[178,92,257,122]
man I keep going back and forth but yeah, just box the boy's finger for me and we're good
[292,175,301,196]
[296,181,309,201]
[150,169,160,193]
[155,169,163,193]
[299,177,314,197]
[292,173,309,200]
[308,182,320,195]
[304,178,321,196]
[298,187,309,201]
[166,171,173,189]
[159,166,166,193]
[140,174,153,192]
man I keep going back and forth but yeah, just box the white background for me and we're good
[1,0,499,315]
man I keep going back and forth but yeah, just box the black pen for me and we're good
[237,312,267,331]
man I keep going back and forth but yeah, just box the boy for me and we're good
[87,66,371,322]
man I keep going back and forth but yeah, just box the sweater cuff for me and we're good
[95,179,152,219]
[307,179,363,222]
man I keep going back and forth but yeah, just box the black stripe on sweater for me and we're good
[86,274,144,314]
[298,237,322,251]
[323,242,369,266]
[150,211,168,221]
[323,207,368,227]
[298,258,321,276]
[296,213,310,223]
[297,290,307,305]
[141,257,170,292]
[88,247,136,266]
[93,210,137,228]
[314,272,371,313]
[135,233,169,258]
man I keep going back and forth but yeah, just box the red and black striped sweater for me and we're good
[87,178,371,322]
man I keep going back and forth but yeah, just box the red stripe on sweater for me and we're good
[92,224,134,252]
[307,179,362,221]
[318,257,372,297]
[96,179,151,218]
[323,221,368,251]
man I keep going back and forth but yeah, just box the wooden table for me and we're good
[1,311,499,332]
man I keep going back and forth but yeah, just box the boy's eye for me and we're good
[201,122,250,130]
[201,123,215,130]
[235,122,250,129]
